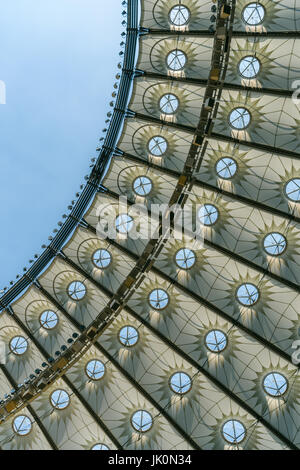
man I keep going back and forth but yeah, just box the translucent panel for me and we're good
[237,283,259,306]
[263,373,288,397]
[149,289,170,310]
[67,281,87,300]
[222,420,246,444]
[50,389,70,410]
[115,214,134,233]
[169,5,190,26]
[242,3,265,25]
[263,233,287,256]
[170,372,192,394]
[216,157,237,179]
[167,49,187,71]
[119,326,139,347]
[39,310,59,330]
[159,93,179,114]
[92,249,112,269]
[133,176,153,196]
[131,410,153,432]
[229,107,251,129]
[205,330,227,353]
[148,136,168,156]
[92,444,110,450]
[13,415,32,436]
[9,336,28,355]
[239,56,260,78]
[285,178,300,202]
[85,359,106,380]
[175,248,196,269]
[198,204,219,226]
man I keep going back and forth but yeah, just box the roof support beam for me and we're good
[58,245,298,450]
[132,112,300,160]
[141,71,293,98]
[146,29,300,39]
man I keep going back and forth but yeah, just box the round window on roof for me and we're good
[170,372,192,394]
[175,248,196,269]
[149,289,170,310]
[85,359,106,381]
[92,443,110,450]
[159,93,179,115]
[239,56,261,79]
[205,330,227,353]
[131,410,153,432]
[237,283,259,306]
[242,3,265,25]
[216,157,237,179]
[263,233,287,256]
[92,249,112,269]
[39,310,59,330]
[229,107,251,130]
[115,214,134,234]
[169,4,190,26]
[67,281,86,301]
[285,178,300,202]
[167,49,187,71]
[9,336,28,356]
[198,204,219,226]
[263,372,288,397]
[13,415,32,436]
[222,420,246,444]
[50,389,70,410]
[148,136,168,156]
[133,176,153,196]
[119,326,139,347]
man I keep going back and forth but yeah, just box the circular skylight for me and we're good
[237,283,259,306]
[148,136,168,156]
[13,415,32,436]
[67,281,86,301]
[159,93,179,114]
[149,289,170,310]
[167,49,187,71]
[169,5,190,26]
[263,372,288,397]
[131,410,153,432]
[50,389,70,410]
[115,214,134,234]
[39,310,59,330]
[198,204,219,226]
[216,157,237,179]
[205,330,227,353]
[175,248,196,269]
[285,178,300,202]
[242,3,265,25]
[85,359,106,381]
[222,420,246,444]
[170,372,192,394]
[263,233,287,256]
[133,176,153,196]
[91,444,110,450]
[229,107,251,130]
[9,336,28,356]
[119,326,139,347]
[92,249,112,269]
[239,56,261,79]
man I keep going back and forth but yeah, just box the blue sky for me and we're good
[0,0,121,289]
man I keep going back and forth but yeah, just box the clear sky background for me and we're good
[0,0,121,289]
